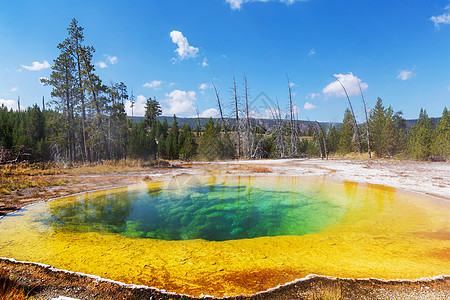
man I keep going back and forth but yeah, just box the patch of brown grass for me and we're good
[307,281,343,300]
[250,166,272,173]
[65,159,166,175]
[0,163,66,195]
[0,269,36,300]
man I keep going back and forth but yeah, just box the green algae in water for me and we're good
[41,176,347,241]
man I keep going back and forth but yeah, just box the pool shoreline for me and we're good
[1,158,449,299]
[1,256,449,299]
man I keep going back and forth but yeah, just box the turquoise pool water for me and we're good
[41,176,347,241]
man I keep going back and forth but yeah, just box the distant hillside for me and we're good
[130,116,441,131]
[405,117,440,131]
[130,116,341,131]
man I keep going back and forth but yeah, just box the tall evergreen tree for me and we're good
[41,52,77,161]
[408,108,433,160]
[58,18,91,161]
[326,125,341,153]
[339,109,355,153]
[179,124,197,160]
[432,107,450,159]
[368,97,387,157]
[144,98,162,128]
[165,115,179,159]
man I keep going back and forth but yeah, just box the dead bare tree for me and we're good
[195,107,201,137]
[232,73,241,159]
[269,99,286,158]
[212,82,225,130]
[315,121,328,160]
[243,75,253,158]
[333,76,362,153]
[287,75,298,156]
[358,80,371,158]
[0,146,31,165]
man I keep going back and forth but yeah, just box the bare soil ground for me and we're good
[0,158,449,299]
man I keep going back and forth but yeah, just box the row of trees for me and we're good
[1,19,448,163]
[325,99,449,160]
[2,97,448,163]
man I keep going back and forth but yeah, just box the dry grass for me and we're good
[250,166,272,173]
[328,152,371,160]
[0,269,36,300]
[0,159,168,196]
[64,159,153,175]
[0,163,66,195]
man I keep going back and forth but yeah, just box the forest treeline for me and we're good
[0,19,449,163]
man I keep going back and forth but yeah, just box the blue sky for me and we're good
[1,0,449,122]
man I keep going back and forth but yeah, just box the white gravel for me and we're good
[194,158,450,200]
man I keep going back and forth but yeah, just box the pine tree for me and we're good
[144,98,162,128]
[326,125,340,153]
[392,111,407,155]
[408,108,433,160]
[165,115,179,159]
[339,109,354,153]
[82,46,110,160]
[197,118,236,160]
[369,97,386,157]
[41,51,78,161]
[58,18,91,161]
[179,124,197,160]
[383,106,396,157]
[432,107,450,160]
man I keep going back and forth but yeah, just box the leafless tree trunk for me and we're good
[287,75,298,156]
[316,121,328,160]
[212,82,226,131]
[233,73,241,159]
[358,80,371,158]
[269,99,285,158]
[244,75,252,158]
[195,107,201,137]
[333,76,362,153]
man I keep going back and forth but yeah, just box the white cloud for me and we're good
[169,82,176,87]
[9,86,18,92]
[96,55,118,69]
[303,102,317,110]
[307,92,320,99]
[430,5,450,29]
[199,83,211,95]
[396,69,416,81]
[164,90,197,116]
[107,55,118,64]
[199,83,209,90]
[289,82,295,87]
[226,0,306,10]
[125,94,147,116]
[21,60,50,71]
[322,73,368,98]
[143,80,163,90]
[97,61,108,69]
[197,108,220,118]
[227,0,244,10]
[170,30,199,61]
[201,58,209,67]
[249,108,273,119]
[308,48,316,55]
[0,99,24,111]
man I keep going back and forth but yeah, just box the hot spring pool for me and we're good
[0,176,449,297]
